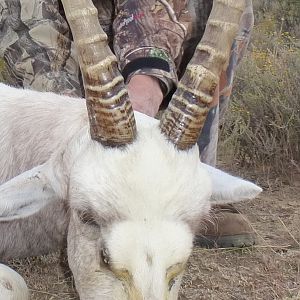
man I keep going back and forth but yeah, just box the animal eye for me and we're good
[168,277,176,291]
[166,263,185,291]
[101,248,110,265]
[77,210,99,227]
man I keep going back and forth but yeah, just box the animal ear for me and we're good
[201,163,262,204]
[0,163,65,221]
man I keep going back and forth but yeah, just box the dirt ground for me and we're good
[7,182,300,300]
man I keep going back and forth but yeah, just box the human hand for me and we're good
[127,75,163,117]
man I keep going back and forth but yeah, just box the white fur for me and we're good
[0,83,262,299]
[107,220,193,299]
[0,264,29,300]
[69,115,212,224]
[0,164,61,220]
[201,163,262,203]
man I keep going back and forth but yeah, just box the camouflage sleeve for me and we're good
[0,0,81,97]
[113,0,192,95]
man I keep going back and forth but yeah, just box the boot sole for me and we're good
[193,233,256,248]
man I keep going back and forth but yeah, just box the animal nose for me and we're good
[143,291,165,300]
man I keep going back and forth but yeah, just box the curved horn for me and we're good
[61,0,136,147]
[160,0,246,150]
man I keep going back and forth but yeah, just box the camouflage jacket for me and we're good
[0,0,253,97]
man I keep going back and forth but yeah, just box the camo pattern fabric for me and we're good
[0,0,254,166]
[113,0,193,94]
[0,0,80,96]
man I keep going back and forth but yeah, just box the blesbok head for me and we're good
[0,0,261,299]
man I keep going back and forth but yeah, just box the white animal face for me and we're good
[105,220,193,299]
[67,214,192,300]
[65,121,212,299]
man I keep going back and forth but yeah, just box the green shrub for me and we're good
[220,48,299,175]
[220,9,300,180]
[253,0,300,38]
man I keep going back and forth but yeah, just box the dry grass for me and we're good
[219,0,300,181]
[8,254,77,300]
[180,183,300,299]
[220,47,300,180]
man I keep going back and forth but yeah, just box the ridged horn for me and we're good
[61,0,136,147]
[160,0,246,150]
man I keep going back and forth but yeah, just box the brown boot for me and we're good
[194,205,256,248]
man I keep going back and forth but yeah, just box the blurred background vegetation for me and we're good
[219,0,300,183]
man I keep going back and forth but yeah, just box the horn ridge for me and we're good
[160,0,246,150]
[61,0,136,147]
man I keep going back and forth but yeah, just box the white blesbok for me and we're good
[0,0,261,299]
